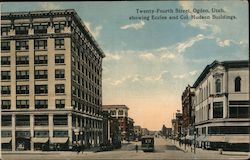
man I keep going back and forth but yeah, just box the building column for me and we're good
[30,114,34,151]
[68,113,72,147]
[49,114,53,139]
[75,116,79,142]
[12,114,16,151]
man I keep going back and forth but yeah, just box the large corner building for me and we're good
[1,9,105,151]
[193,60,249,151]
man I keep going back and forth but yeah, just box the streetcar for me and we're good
[141,135,155,152]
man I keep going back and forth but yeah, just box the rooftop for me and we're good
[102,105,129,110]
[193,60,249,88]
[1,9,105,58]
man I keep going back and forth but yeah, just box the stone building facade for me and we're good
[1,9,105,151]
[192,60,249,151]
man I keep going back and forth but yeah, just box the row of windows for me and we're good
[1,115,68,126]
[1,69,65,80]
[1,55,64,66]
[195,76,243,105]
[1,84,65,95]
[208,126,250,134]
[1,99,66,110]
[1,22,66,36]
[1,130,68,138]
[2,115,102,129]
[72,88,101,106]
[1,39,64,51]
[71,100,101,115]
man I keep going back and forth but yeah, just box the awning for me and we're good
[180,137,185,140]
[225,135,250,143]
[196,135,206,142]
[207,136,225,142]
[32,137,49,143]
[50,137,68,143]
[186,135,194,140]
[1,138,12,143]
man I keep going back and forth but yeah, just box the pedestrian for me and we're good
[135,144,138,153]
[81,144,85,154]
[76,143,80,154]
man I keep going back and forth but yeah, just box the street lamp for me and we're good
[80,128,84,153]
[194,130,196,154]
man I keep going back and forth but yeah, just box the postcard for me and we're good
[0,1,249,159]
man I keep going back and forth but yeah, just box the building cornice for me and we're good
[1,9,105,58]
[193,60,249,88]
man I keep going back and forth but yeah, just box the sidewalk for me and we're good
[170,139,250,157]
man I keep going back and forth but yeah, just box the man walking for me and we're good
[135,144,138,153]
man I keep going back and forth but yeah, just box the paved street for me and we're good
[2,137,249,160]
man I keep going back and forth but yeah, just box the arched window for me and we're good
[235,77,241,92]
[215,79,221,93]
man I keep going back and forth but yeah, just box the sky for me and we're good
[1,1,249,130]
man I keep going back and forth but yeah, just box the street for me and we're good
[2,137,249,160]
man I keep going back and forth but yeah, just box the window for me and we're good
[34,40,47,50]
[35,70,48,79]
[1,100,11,109]
[54,22,65,33]
[34,25,47,34]
[55,39,64,49]
[1,26,10,36]
[16,115,30,126]
[229,100,250,118]
[55,84,65,93]
[16,56,29,65]
[235,77,241,92]
[35,55,47,64]
[16,131,30,138]
[1,86,11,94]
[110,110,116,115]
[16,85,29,94]
[118,110,123,115]
[72,86,76,95]
[53,130,68,137]
[53,115,67,125]
[55,69,65,78]
[16,41,29,50]
[35,85,48,94]
[55,54,64,63]
[215,79,221,93]
[208,126,250,134]
[34,130,49,137]
[1,71,10,80]
[1,56,10,65]
[213,102,223,118]
[1,115,12,126]
[1,41,10,51]
[34,115,48,126]
[15,26,29,35]
[1,131,12,137]
[35,100,48,109]
[229,107,250,118]
[56,99,65,108]
[16,100,29,109]
[16,70,29,79]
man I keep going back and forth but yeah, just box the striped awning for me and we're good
[1,138,12,143]
[207,136,225,142]
[50,137,68,143]
[32,137,49,143]
[196,135,206,142]
[225,135,250,143]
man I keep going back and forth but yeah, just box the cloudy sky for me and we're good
[1,1,248,130]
